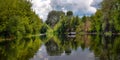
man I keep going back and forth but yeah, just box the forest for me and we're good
[0,0,43,40]
[0,0,120,40]
[45,0,120,36]
[0,0,120,60]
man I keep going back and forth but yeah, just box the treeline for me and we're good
[44,0,120,35]
[53,11,80,35]
[0,0,43,38]
[0,0,119,38]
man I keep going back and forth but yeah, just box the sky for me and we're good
[31,0,103,21]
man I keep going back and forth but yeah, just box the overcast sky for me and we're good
[31,0,103,21]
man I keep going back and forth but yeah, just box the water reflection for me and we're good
[90,35,120,60]
[0,34,120,60]
[0,37,42,60]
[31,34,120,60]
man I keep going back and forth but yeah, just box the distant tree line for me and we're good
[44,0,120,35]
[0,0,120,39]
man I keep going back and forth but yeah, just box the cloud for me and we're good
[31,0,103,21]
[31,0,52,20]
[92,0,103,8]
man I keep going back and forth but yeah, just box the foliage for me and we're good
[0,0,43,38]
[47,0,120,34]
[54,13,80,35]
[46,10,65,27]
[40,23,49,34]
[66,11,73,16]
[0,37,42,60]
[101,0,120,32]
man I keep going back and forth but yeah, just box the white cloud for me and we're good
[31,0,103,21]
[31,0,52,21]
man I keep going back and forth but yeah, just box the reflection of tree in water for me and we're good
[90,35,120,60]
[45,38,63,56]
[75,34,91,50]
[43,34,120,60]
[0,37,42,60]
[44,34,81,56]
[60,36,76,55]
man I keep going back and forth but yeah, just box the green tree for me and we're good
[66,11,73,16]
[102,0,120,33]
[0,0,43,38]
[46,10,65,27]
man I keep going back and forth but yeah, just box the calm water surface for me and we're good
[0,35,120,60]
[30,35,120,60]
[30,45,95,60]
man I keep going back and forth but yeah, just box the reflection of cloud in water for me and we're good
[48,47,95,60]
[31,45,95,60]
[30,45,48,60]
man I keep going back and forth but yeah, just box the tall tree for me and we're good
[46,10,65,28]
[0,0,43,38]
[102,0,120,33]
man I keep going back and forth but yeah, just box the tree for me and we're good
[46,10,65,28]
[102,0,120,33]
[0,0,43,38]
[67,11,73,16]
[90,10,102,33]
